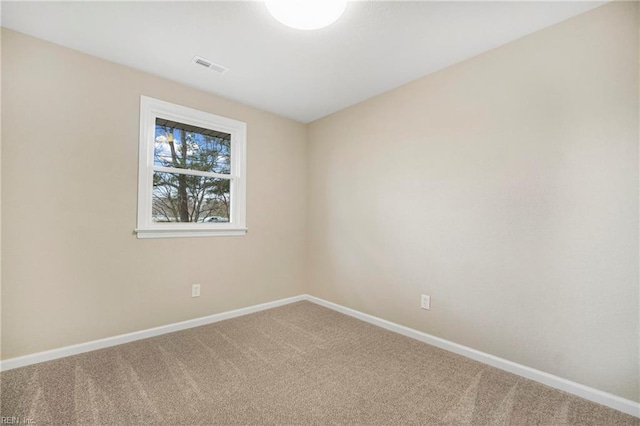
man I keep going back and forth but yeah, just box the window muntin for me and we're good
[136,96,246,238]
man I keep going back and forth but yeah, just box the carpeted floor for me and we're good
[1,301,638,425]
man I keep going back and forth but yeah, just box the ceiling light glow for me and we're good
[265,0,347,30]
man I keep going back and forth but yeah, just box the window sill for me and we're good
[135,228,247,239]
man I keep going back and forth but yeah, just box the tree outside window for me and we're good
[152,121,231,223]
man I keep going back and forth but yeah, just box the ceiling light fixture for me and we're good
[265,0,347,30]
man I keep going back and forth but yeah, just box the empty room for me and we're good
[1,0,639,424]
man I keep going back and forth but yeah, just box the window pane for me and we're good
[154,118,231,174]
[152,171,230,223]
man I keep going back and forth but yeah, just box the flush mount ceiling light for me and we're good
[265,0,347,30]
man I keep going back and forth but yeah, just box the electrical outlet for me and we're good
[191,284,201,298]
[421,294,430,310]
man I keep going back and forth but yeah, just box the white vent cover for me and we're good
[192,56,228,74]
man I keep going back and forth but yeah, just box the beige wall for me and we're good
[1,29,307,359]
[308,1,639,402]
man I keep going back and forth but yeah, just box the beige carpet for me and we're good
[1,301,638,425]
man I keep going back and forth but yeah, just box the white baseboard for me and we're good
[0,295,306,372]
[305,295,640,419]
[1,293,638,418]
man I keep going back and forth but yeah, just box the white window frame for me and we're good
[135,96,247,239]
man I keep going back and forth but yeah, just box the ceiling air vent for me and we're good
[192,56,228,74]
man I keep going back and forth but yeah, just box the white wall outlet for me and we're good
[191,284,201,298]
[421,294,431,310]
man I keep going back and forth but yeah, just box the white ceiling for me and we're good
[1,1,607,123]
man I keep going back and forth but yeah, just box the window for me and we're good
[136,96,247,238]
